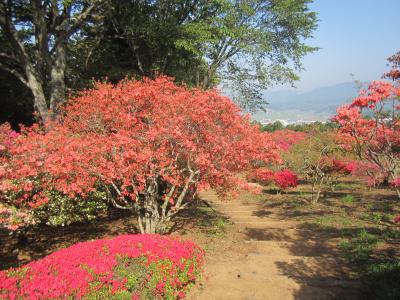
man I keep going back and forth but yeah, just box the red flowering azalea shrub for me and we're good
[0,234,204,299]
[246,168,298,191]
[270,129,308,151]
[246,168,275,185]
[345,160,387,187]
[331,159,354,174]
[0,124,33,231]
[331,158,393,188]
[334,80,400,196]
[0,123,18,153]
[392,177,400,188]
[273,169,298,190]
[384,51,400,82]
[0,77,279,233]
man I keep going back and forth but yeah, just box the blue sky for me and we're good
[277,0,400,92]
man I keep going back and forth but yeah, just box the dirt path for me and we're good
[188,190,362,300]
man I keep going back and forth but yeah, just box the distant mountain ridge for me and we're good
[265,82,359,113]
[253,82,359,123]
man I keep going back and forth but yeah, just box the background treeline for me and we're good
[256,120,338,133]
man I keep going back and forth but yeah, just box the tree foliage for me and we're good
[269,129,308,151]
[0,0,106,123]
[0,77,279,233]
[0,0,318,124]
[211,0,318,111]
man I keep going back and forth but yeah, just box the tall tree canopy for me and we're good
[0,0,317,124]
[0,0,105,124]
[89,0,318,111]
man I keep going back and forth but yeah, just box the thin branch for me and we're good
[67,2,98,35]
[161,185,176,218]
[0,52,18,61]
[105,184,134,210]
[0,1,34,74]
[0,61,28,86]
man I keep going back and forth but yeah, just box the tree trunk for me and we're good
[49,38,67,117]
[140,210,164,234]
[24,64,50,124]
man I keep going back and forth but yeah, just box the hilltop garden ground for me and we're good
[1,176,399,299]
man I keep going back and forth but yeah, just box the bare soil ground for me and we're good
[187,189,363,300]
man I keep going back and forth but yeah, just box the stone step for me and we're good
[218,211,260,215]
[229,216,283,222]
[192,271,360,300]
[203,256,352,281]
[233,221,298,229]
[244,240,340,257]
[222,213,279,219]
[211,206,261,212]
[208,202,260,207]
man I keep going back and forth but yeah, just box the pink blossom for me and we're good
[0,234,204,299]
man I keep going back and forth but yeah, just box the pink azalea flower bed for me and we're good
[0,234,204,300]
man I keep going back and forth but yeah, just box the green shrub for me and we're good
[34,190,108,226]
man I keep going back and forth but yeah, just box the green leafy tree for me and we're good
[1,0,318,124]
[260,121,285,132]
[0,0,105,124]
[75,0,318,111]
[66,0,214,88]
[187,0,318,111]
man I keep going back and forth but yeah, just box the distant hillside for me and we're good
[265,82,359,114]
[253,82,359,123]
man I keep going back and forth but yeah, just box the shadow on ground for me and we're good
[0,200,221,270]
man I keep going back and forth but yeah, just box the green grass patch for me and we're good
[364,260,400,300]
[360,212,394,225]
[338,229,381,263]
[342,194,356,204]
[206,216,229,236]
[315,214,361,229]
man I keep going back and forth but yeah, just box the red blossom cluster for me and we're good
[246,168,275,185]
[384,51,400,82]
[331,159,349,174]
[273,169,298,189]
[329,159,388,187]
[334,80,399,191]
[392,177,400,187]
[0,234,204,299]
[0,77,279,232]
[349,160,389,187]
[0,124,33,230]
[247,168,298,190]
[269,130,308,151]
[0,123,18,153]
[330,159,356,175]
